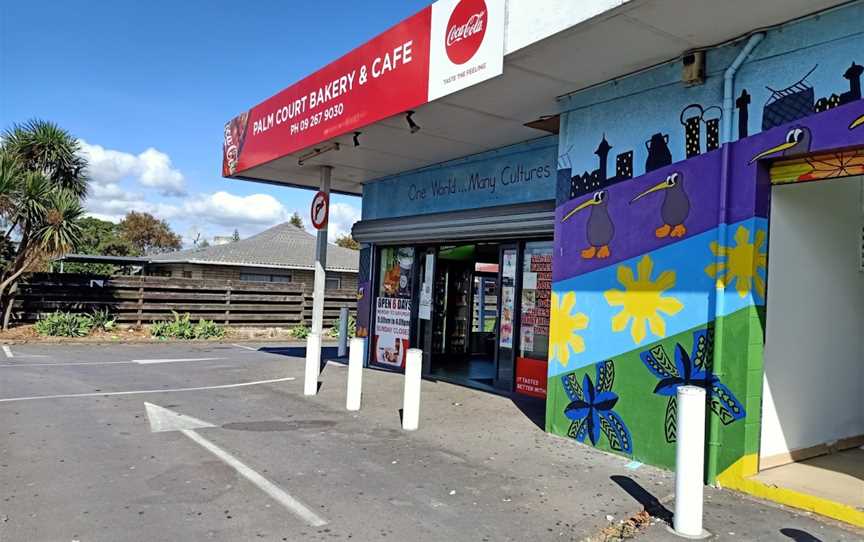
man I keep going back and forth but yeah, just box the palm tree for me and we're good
[0,120,87,328]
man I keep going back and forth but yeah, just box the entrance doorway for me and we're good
[757,174,864,509]
[370,239,553,398]
[429,243,501,389]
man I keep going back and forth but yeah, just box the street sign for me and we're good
[310,191,329,230]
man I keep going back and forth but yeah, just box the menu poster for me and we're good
[520,245,552,360]
[374,297,411,368]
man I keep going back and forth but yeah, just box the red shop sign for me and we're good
[223,0,505,177]
[515,357,548,399]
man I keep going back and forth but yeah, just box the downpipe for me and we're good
[707,32,764,485]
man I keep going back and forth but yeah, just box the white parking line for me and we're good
[0,357,224,368]
[2,345,13,358]
[132,357,221,365]
[0,361,132,368]
[0,376,295,403]
[145,402,327,527]
[231,343,259,351]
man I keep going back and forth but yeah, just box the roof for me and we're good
[149,222,359,273]
[57,254,151,265]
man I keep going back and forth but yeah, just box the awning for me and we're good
[224,0,845,195]
[352,200,554,245]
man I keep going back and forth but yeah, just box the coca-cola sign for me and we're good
[445,0,487,65]
[222,111,249,176]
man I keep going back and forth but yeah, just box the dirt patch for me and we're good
[0,324,338,345]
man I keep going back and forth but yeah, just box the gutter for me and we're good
[707,32,764,485]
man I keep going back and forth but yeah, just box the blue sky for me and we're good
[1,0,430,244]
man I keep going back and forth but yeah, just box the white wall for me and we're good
[760,176,864,461]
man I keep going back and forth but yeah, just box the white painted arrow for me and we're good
[144,402,328,527]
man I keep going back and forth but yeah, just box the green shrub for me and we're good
[325,314,356,339]
[89,308,116,332]
[290,324,310,340]
[149,312,225,340]
[35,311,94,337]
[192,318,225,340]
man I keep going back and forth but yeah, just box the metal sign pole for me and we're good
[304,165,331,396]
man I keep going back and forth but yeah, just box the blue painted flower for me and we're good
[640,328,746,443]
[562,361,632,454]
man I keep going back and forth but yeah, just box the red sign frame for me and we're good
[310,191,329,230]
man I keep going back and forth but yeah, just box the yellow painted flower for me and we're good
[549,291,589,367]
[705,225,767,299]
[604,255,684,344]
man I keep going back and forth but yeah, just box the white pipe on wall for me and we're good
[721,32,764,144]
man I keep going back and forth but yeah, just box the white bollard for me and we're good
[402,348,423,431]
[672,385,708,538]
[337,307,349,358]
[346,337,365,411]
[304,332,321,396]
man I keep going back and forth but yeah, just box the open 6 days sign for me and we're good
[222,0,505,177]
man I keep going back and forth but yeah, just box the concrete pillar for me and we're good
[672,385,709,538]
[346,337,364,411]
[402,348,423,431]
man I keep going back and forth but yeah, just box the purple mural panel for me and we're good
[553,99,864,283]
[554,152,723,282]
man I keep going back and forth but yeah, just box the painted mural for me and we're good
[547,3,864,480]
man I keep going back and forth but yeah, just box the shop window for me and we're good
[372,247,415,369]
[519,241,553,361]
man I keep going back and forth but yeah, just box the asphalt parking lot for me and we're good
[0,342,860,542]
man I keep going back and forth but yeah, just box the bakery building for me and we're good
[223,0,864,526]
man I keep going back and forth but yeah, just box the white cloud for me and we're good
[327,202,361,240]
[78,140,187,196]
[182,191,290,227]
[76,138,362,249]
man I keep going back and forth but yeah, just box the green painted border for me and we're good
[546,305,765,479]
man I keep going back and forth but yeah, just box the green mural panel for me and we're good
[546,305,762,474]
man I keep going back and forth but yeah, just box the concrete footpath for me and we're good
[0,342,860,541]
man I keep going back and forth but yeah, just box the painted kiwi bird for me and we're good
[851,114,864,130]
[749,126,812,163]
[562,190,613,259]
[630,171,689,239]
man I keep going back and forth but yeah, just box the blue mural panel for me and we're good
[362,136,557,220]
[549,217,767,378]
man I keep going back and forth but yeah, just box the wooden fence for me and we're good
[12,273,356,328]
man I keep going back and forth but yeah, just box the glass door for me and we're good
[494,244,520,391]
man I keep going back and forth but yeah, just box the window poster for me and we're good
[519,242,552,361]
[374,297,411,368]
[499,248,517,349]
[374,247,414,368]
[516,241,553,398]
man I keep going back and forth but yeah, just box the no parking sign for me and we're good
[310,191,329,230]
